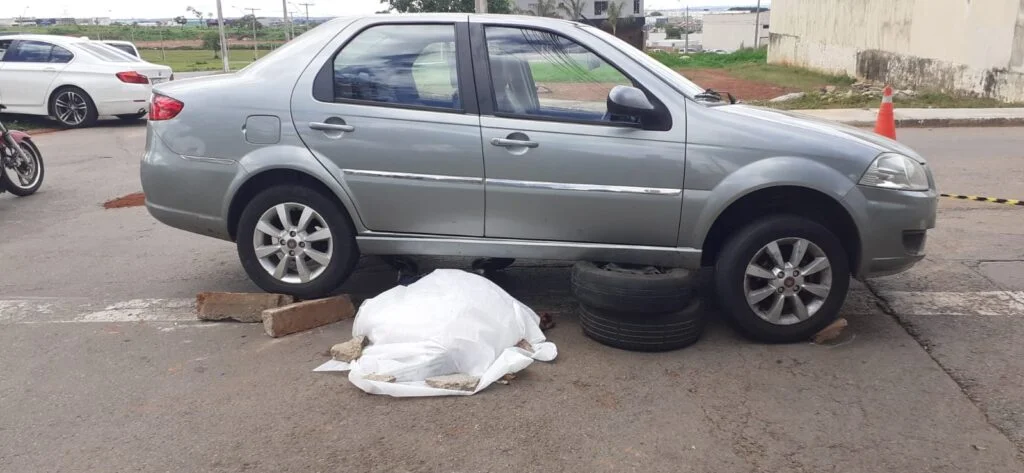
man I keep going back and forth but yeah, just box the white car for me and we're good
[0,34,173,127]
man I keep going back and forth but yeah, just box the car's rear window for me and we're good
[106,43,138,57]
[74,42,136,62]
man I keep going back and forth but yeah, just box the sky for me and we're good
[13,0,767,19]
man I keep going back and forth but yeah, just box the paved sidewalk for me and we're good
[796,107,1024,128]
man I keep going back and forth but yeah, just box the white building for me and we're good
[702,11,769,52]
[0,18,16,27]
[768,0,1024,102]
[512,0,644,19]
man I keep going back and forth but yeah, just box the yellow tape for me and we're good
[940,193,1024,206]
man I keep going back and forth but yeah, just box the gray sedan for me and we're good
[141,14,937,342]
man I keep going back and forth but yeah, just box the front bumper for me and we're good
[848,184,938,278]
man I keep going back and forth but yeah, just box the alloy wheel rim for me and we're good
[252,203,333,284]
[743,237,832,326]
[3,144,41,190]
[54,91,88,126]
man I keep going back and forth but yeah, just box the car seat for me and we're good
[490,55,540,115]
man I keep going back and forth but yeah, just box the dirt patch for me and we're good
[104,192,145,209]
[676,69,800,100]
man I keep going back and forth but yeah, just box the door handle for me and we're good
[309,121,355,132]
[490,137,538,149]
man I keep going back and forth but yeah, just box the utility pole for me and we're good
[282,0,290,41]
[244,7,261,61]
[289,11,297,37]
[216,0,229,72]
[475,0,487,13]
[684,4,689,52]
[299,3,314,32]
[752,0,762,48]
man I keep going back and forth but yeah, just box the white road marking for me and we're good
[883,291,1024,316]
[0,298,197,324]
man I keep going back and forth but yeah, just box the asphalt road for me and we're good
[1,124,1023,472]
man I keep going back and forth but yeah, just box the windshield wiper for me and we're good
[694,88,737,104]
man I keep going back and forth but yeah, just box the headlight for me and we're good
[859,153,929,191]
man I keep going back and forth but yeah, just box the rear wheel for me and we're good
[236,185,359,299]
[713,215,850,343]
[50,86,97,128]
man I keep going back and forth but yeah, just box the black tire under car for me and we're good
[571,261,695,314]
[578,300,706,352]
[713,215,850,344]
[236,184,359,300]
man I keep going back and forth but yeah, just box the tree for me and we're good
[380,0,512,13]
[187,6,204,27]
[202,30,221,58]
[558,0,587,20]
[519,0,560,17]
[236,14,263,34]
[174,16,188,27]
[664,24,681,39]
[650,11,663,16]
[604,0,623,35]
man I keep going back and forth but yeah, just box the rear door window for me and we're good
[329,24,462,111]
[3,41,72,63]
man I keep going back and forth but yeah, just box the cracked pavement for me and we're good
[1,123,1023,472]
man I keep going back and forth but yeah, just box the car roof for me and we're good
[103,40,135,45]
[342,13,581,27]
[0,34,90,46]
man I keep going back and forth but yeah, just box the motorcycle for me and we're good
[0,104,44,197]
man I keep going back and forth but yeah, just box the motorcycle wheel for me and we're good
[1,141,44,197]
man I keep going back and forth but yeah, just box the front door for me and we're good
[291,20,485,237]
[472,22,687,247]
[0,40,72,109]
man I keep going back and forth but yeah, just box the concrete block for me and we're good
[196,292,294,323]
[262,295,355,338]
[331,336,368,362]
[425,374,480,392]
[363,374,396,383]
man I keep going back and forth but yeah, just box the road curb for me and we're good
[833,117,1024,128]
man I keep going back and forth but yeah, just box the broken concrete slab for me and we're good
[262,295,355,338]
[196,292,293,323]
[331,336,368,362]
[363,373,396,383]
[515,339,534,353]
[425,374,480,392]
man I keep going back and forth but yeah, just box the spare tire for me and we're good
[571,261,695,314]
[578,300,706,352]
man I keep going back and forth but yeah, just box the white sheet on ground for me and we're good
[314,269,557,397]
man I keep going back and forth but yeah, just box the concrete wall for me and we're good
[768,0,1024,102]
[703,12,770,52]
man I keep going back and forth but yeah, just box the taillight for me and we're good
[116,71,150,84]
[150,94,184,121]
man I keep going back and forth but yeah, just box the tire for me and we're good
[713,215,850,344]
[1,141,44,197]
[50,86,98,128]
[236,185,359,300]
[578,300,706,352]
[571,261,695,314]
[116,112,147,121]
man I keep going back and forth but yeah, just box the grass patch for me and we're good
[140,49,272,72]
[726,63,855,90]
[530,62,628,83]
[649,48,768,69]
[2,115,55,131]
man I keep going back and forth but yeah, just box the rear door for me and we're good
[0,40,73,108]
[291,17,486,237]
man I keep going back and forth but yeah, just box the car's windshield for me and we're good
[73,42,138,62]
[578,24,708,100]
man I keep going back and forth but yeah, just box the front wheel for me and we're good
[1,140,44,196]
[236,185,359,299]
[714,215,850,343]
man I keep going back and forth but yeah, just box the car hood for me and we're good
[713,104,926,163]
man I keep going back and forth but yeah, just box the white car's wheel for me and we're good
[50,86,98,128]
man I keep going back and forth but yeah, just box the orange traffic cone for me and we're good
[874,85,896,139]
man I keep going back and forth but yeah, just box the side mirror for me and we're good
[607,85,656,119]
